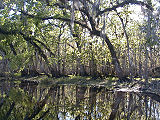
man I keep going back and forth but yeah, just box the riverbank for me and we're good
[1,75,160,93]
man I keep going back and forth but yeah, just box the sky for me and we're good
[129,5,144,22]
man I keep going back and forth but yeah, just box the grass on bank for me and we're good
[1,74,160,89]
[39,75,119,88]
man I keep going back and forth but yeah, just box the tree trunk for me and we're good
[103,34,127,81]
[116,11,133,80]
[75,39,87,76]
[92,30,130,82]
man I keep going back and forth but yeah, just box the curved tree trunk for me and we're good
[102,34,129,82]
[92,30,130,82]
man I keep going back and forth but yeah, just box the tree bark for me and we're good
[116,10,133,80]
[91,30,130,82]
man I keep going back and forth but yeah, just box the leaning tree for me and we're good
[33,0,152,81]
[0,0,153,81]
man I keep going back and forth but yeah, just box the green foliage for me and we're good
[0,87,35,120]
[0,0,159,79]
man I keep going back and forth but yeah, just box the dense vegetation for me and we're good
[0,0,159,82]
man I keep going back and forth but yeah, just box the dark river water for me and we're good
[0,80,160,120]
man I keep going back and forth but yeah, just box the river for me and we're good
[0,80,160,120]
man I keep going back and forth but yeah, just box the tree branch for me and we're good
[0,28,18,35]
[9,43,17,56]
[53,2,94,30]
[0,27,55,59]
[96,0,153,17]
[4,102,15,120]
[34,38,55,57]
[0,28,51,64]
[21,10,91,31]
[19,32,50,64]
[53,3,71,9]
[43,16,88,27]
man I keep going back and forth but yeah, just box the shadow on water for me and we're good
[0,80,160,119]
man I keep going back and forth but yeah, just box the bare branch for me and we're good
[54,2,96,31]
[44,17,91,30]
[96,0,153,17]
[67,43,77,50]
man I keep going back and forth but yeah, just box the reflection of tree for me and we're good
[140,92,160,119]
[24,85,58,120]
[76,86,87,106]
[3,102,15,120]
[109,91,125,120]
[87,86,103,119]
[1,83,160,119]
[75,86,87,119]
[19,80,39,98]
[125,93,144,119]
[48,85,59,119]
[88,87,97,119]
[126,93,139,119]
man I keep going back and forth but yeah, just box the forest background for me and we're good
[0,0,159,83]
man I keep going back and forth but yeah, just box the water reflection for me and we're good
[0,80,160,120]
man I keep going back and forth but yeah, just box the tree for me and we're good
[40,0,152,81]
[0,0,155,81]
